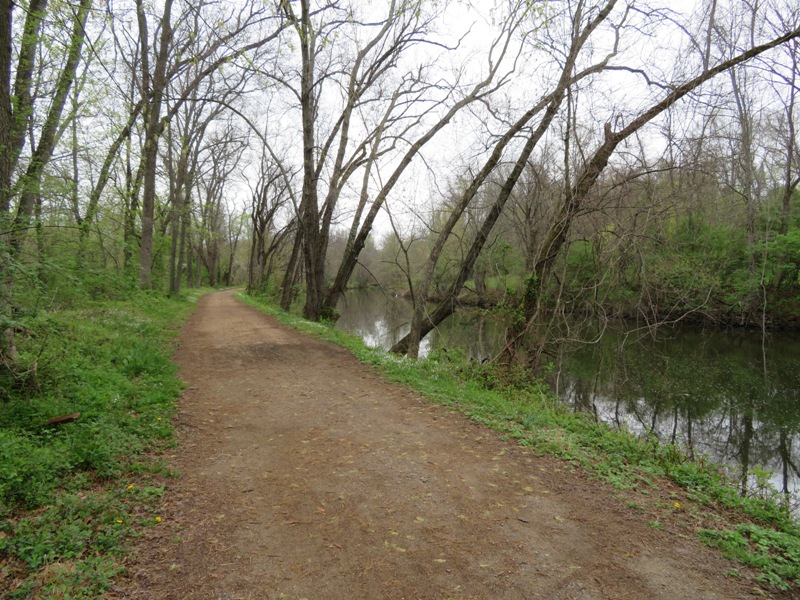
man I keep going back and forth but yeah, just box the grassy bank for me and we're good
[0,290,202,598]
[241,293,800,593]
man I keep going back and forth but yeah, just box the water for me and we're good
[335,289,503,359]
[555,326,800,498]
[336,288,800,499]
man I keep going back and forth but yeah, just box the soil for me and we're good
[110,290,770,599]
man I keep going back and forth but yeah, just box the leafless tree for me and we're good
[271,0,532,319]
[390,0,800,361]
[392,0,627,357]
[107,0,287,288]
[193,121,247,287]
[763,8,800,236]
[247,154,296,294]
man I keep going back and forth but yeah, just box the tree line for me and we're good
[1,0,799,372]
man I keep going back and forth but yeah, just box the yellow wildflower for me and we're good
[116,519,123,524]
[127,484,134,490]
[673,502,681,509]
[155,516,162,523]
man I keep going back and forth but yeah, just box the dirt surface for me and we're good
[112,290,765,599]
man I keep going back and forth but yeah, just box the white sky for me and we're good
[215,0,794,243]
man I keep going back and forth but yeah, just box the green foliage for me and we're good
[0,284,195,597]
[556,216,800,324]
[641,221,752,311]
[11,248,138,316]
[0,301,183,509]
[699,524,800,590]
[565,240,596,288]
[0,483,162,598]
[402,199,800,328]
[2,493,130,572]
[0,431,69,508]
[765,229,800,291]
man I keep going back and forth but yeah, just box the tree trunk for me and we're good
[137,0,174,289]
[0,0,48,215]
[0,0,13,216]
[168,138,189,295]
[280,223,302,309]
[10,0,92,255]
[186,250,194,289]
[292,0,326,320]
[1,0,13,354]
[778,42,798,236]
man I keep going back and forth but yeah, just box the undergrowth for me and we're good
[240,292,800,592]
[0,290,201,598]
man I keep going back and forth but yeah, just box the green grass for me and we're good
[240,292,800,592]
[0,290,201,598]
[699,524,800,591]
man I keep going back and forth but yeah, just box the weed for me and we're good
[0,289,197,597]
[699,524,800,590]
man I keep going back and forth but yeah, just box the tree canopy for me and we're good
[1,0,800,366]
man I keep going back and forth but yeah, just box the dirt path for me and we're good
[113,291,762,599]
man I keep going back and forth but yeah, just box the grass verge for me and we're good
[0,290,204,598]
[240,293,800,592]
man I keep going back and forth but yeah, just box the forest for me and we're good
[0,0,799,373]
[2,0,800,595]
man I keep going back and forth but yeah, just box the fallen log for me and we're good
[43,412,81,426]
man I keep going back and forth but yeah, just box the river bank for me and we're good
[244,292,800,594]
[385,284,800,331]
[336,287,800,503]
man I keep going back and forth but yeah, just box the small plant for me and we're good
[724,568,742,579]
[0,289,196,597]
[699,524,800,591]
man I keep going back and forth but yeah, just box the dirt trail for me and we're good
[113,290,761,599]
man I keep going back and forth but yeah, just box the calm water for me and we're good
[336,289,800,499]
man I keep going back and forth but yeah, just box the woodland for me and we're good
[2,1,800,595]
[1,0,800,371]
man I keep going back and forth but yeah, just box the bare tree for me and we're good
[124,0,287,288]
[392,0,625,357]
[501,12,800,365]
[277,0,440,317]
[764,9,800,236]
[247,155,295,294]
[193,121,246,287]
[390,0,800,360]
[270,0,534,319]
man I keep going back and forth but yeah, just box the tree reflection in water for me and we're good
[556,326,800,502]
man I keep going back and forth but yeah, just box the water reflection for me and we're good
[335,289,503,359]
[337,289,800,500]
[335,289,432,355]
[556,327,800,498]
